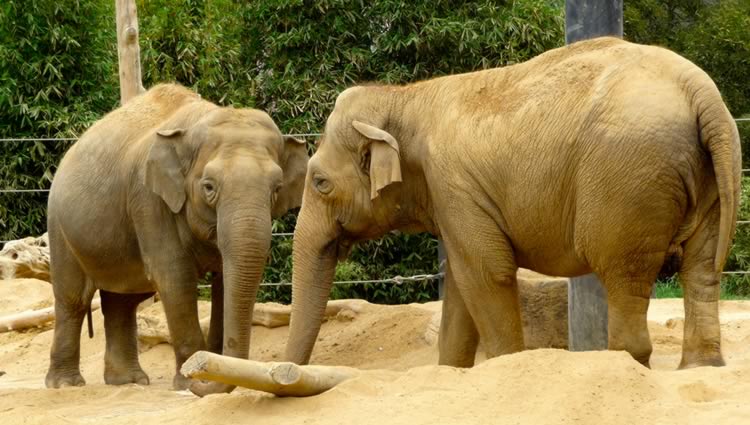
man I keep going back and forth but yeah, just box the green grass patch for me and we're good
[654,275,750,300]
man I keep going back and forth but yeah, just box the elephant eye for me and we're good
[271,183,282,205]
[313,175,333,195]
[201,179,217,202]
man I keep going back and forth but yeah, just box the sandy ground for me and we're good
[1,278,749,424]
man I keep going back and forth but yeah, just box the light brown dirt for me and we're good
[1,280,749,424]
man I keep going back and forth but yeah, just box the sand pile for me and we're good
[1,278,749,424]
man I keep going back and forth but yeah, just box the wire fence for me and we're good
[195,272,445,289]
[0,133,322,242]
[2,119,750,278]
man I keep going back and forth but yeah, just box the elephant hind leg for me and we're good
[595,245,667,367]
[600,272,657,367]
[438,262,480,367]
[677,203,725,369]
[46,237,95,388]
[101,290,153,385]
[440,202,525,360]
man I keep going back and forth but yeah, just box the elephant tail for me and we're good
[688,69,742,272]
[87,305,94,338]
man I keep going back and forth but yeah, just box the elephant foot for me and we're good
[678,343,725,369]
[188,379,236,397]
[172,372,192,391]
[104,367,150,386]
[678,354,726,369]
[45,369,86,388]
[628,350,652,369]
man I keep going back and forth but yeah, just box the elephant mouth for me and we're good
[335,238,355,260]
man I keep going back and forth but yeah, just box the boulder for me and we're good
[0,234,50,282]
[517,268,569,349]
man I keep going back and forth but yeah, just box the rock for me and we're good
[0,234,50,282]
[517,268,569,349]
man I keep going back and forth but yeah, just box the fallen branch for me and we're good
[180,351,360,397]
[0,298,101,333]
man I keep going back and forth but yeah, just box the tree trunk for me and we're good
[115,0,145,104]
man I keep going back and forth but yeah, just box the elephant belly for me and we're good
[513,241,591,278]
[76,247,156,294]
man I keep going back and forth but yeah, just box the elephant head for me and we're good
[285,87,426,364]
[145,106,309,391]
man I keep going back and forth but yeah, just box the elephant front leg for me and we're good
[438,261,480,367]
[207,271,224,354]
[156,265,207,390]
[101,290,154,385]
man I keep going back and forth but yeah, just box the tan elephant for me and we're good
[284,37,741,370]
[45,83,309,395]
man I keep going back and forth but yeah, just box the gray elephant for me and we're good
[45,83,309,394]
[284,37,741,369]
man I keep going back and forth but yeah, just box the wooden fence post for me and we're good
[115,0,145,104]
[564,0,622,351]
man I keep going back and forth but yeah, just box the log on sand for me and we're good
[181,351,360,397]
[0,298,102,333]
[251,299,367,328]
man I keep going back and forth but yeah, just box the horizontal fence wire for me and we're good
[0,189,50,193]
[285,133,322,138]
[0,138,78,142]
[0,134,321,143]
[0,231,295,244]
[196,272,445,289]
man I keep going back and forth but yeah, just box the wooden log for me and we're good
[181,351,360,397]
[251,299,367,329]
[0,298,101,333]
[115,0,145,104]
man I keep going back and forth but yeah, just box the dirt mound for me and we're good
[0,278,53,313]
[1,280,749,424]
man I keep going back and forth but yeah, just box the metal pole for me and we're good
[565,0,623,43]
[565,0,622,352]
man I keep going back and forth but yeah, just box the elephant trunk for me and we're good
[190,202,272,396]
[284,200,339,365]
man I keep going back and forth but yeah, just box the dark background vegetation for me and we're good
[1,0,748,302]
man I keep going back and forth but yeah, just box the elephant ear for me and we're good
[280,135,308,174]
[145,128,187,213]
[273,135,309,216]
[352,120,402,200]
